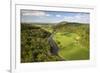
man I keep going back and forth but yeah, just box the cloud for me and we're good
[63,13,90,23]
[21,10,90,23]
[46,14,51,16]
[21,10,46,16]
[56,14,61,17]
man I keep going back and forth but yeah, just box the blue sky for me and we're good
[21,10,90,23]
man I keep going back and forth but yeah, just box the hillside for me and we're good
[52,21,90,60]
[21,23,61,63]
[21,21,90,63]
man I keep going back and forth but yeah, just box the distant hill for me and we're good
[53,21,89,32]
[56,21,89,27]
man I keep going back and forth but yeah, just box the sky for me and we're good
[21,10,90,24]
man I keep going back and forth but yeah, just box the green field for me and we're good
[53,32,89,60]
[21,21,90,63]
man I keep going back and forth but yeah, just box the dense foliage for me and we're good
[21,23,61,63]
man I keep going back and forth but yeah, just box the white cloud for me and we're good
[63,13,90,23]
[56,14,61,17]
[46,14,51,16]
[22,10,46,16]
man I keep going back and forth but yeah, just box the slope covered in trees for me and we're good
[21,23,61,63]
